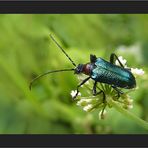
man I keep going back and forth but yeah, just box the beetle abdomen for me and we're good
[91,58,136,89]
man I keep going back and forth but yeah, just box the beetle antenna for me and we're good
[29,68,75,90]
[50,34,77,67]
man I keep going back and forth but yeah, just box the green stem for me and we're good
[107,96,148,130]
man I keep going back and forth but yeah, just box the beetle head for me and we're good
[74,64,84,74]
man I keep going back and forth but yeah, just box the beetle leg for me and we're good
[93,81,103,95]
[110,53,124,68]
[73,76,91,100]
[99,90,106,118]
[111,85,124,99]
[93,82,106,102]
[92,81,98,95]
[90,54,97,63]
[93,82,107,118]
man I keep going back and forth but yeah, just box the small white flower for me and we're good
[99,109,107,120]
[83,104,93,112]
[128,104,133,109]
[70,90,81,98]
[131,68,145,76]
[76,99,94,106]
[115,56,127,67]
[123,104,133,109]
[76,99,86,106]
[126,98,133,105]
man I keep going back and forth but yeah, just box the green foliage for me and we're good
[0,14,148,133]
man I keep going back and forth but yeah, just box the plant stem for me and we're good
[107,96,148,130]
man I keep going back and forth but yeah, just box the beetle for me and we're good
[29,34,136,100]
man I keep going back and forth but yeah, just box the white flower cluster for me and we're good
[122,95,133,109]
[76,97,95,112]
[70,91,99,112]
[131,68,145,76]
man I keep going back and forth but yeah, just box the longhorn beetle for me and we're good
[29,34,136,100]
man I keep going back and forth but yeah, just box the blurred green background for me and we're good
[0,14,148,134]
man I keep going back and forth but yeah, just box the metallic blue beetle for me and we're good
[74,54,136,99]
[30,35,136,100]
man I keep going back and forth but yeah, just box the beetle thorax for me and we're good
[74,63,92,75]
[82,63,92,75]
